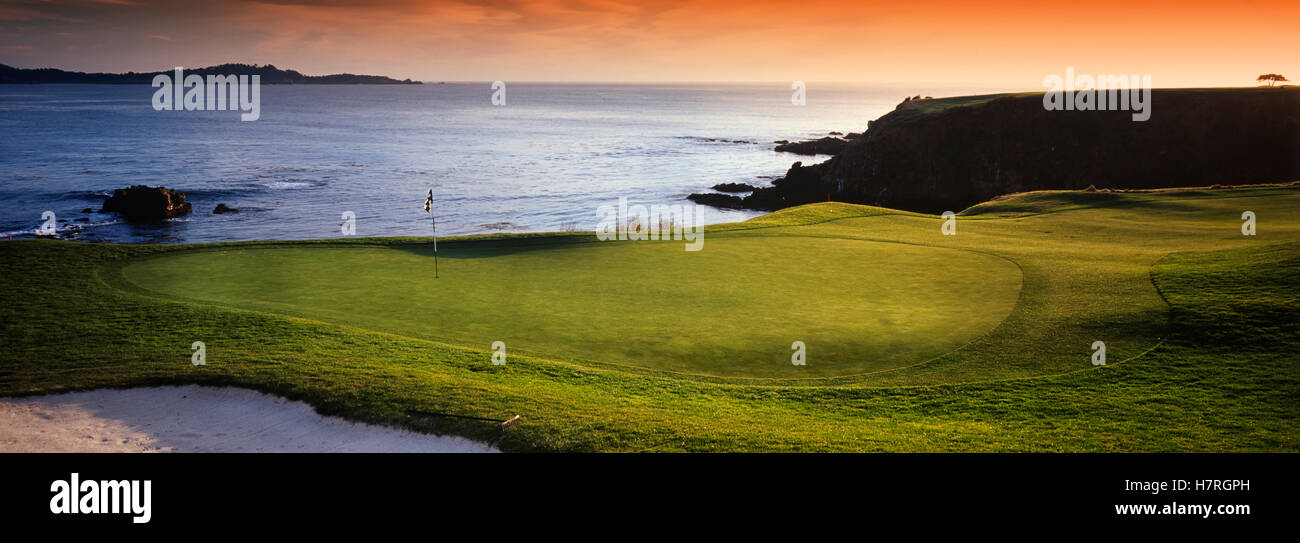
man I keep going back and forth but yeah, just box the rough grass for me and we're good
[1,186,1297,451]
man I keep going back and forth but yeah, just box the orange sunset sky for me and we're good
[0,0,1296,87]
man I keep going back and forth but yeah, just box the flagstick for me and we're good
[431,191,439,279]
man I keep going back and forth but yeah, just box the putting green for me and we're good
[7,185,1300,451]
[117,235,1021,378]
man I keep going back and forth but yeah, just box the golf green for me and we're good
[5,185,1299,451]
[116,235,1022,379]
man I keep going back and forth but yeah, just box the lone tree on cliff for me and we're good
[1257,74,1289,87]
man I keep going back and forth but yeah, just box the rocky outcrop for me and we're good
[101,185,192,222]
[213,203,238,214]
[686,193,746,209]
[711,182,759,193]
[774,136,852,156]
[701,88,1300,213]
[740,161,831,210]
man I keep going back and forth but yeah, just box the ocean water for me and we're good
[0,83,996,243]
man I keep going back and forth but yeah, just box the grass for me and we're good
[1,185,1298,451]
[890,87,1297,119]
[111,232,1021,379]
[891,92,1026,117]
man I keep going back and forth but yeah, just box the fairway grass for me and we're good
[2,185,1298,451]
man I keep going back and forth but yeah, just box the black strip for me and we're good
[2,453,1290,533]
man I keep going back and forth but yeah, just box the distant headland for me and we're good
[0,63,421,85]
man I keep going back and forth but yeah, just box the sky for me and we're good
[1,0,1296,87]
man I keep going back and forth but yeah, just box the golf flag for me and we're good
[424,189,439,279]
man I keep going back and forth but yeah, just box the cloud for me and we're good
[0,5,41,21]
[1,0,1297,85]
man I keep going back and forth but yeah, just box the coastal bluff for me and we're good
[695,87,1300,213]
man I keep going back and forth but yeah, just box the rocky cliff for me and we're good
[704,88,1300,213]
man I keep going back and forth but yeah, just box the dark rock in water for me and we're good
[774,136,851,156]
[773,140,789,144]
[686,193,745,209]
[711,182,759,193]
[81,208,93,214]
[74,217,89,222]
[101,185,192,222]
[828,131,843,135]
[213,203,239,214]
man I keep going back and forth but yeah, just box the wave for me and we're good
[1,216,124,240]
[256,179,328,190]
[676,136,760,145]
[182,178,326,199]
[56,190,113,201]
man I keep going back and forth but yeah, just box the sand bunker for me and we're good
[0,385,498,453]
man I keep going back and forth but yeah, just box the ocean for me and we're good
[0,82,999,243]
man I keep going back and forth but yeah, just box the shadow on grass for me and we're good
[961,187,1295,216]
[388,232,600,259]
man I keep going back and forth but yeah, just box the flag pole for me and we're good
[431,189,439,279]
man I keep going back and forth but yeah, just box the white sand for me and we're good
[0,385,498,453]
